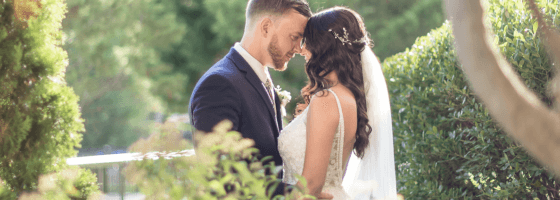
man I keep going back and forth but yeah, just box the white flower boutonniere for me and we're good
[275,85,291,117]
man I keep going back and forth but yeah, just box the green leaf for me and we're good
[0,26,7,41]
[267,181,281,199]
[294,174,307,188]
[514,31,526,42]
[209,180,227,196]
[220,174,234,184]
[533,21,538,35]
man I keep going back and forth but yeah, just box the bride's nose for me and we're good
[293,44,302,54]
[299,44,309,56]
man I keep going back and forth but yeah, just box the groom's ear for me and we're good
[260,18,273,38]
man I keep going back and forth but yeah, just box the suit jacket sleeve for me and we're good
[190,74,241,133]
[270,181,291,198]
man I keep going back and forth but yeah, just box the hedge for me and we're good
[384,0,559,198]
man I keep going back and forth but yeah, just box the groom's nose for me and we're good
[293,42,302,54]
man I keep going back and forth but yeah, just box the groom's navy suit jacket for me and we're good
[189,47,286,195]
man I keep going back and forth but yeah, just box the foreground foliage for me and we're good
[124,120,315,199]
[385,0,559,198]
[7,167,101,200]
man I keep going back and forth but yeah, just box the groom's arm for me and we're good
[190,74,241,133]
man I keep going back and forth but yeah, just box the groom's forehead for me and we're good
[277,10,308,32]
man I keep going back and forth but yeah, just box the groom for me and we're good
[190,0,313,197]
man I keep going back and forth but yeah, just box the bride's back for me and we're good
[327,85,358,176]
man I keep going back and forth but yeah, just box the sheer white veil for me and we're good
[341,46,397,199]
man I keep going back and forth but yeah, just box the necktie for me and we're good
[264,79,277,117]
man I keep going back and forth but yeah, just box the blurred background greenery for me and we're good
[62,0,446,153]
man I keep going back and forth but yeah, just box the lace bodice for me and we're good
[278,89,350,199]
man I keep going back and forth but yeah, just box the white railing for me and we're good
[66,149,195,200]
[66,149,196,167]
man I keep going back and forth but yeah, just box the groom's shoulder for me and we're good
[203,57,241,80]
[195,58,242,90]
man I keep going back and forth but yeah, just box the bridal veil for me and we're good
[341,46,397,200]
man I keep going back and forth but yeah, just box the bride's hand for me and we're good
[294,103,309,118]
[295,192,333,200]
[290,189,332,200]
[315,191,334,200]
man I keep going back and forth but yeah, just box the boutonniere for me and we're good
[275,85,291,117]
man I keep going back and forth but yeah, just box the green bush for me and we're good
[384,0,559,198]
[0,0,99,197]
[18,167,101,200]
[0,178,17,199]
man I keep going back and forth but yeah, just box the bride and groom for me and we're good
[189,0,396,199]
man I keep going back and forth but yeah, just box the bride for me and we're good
[278,6,397,200]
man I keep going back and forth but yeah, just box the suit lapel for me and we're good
[226,48,280,133]
[274,91,283,131]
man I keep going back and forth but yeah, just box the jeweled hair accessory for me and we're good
[328,27,363,45]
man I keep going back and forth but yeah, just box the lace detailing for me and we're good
[278,89,349,199]
[278,105,308,185]
[325,89,345,188]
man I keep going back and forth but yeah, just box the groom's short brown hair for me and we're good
[245,0,312,27]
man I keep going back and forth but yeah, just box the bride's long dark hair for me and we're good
[296,6,373,158]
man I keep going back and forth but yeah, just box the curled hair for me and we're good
[297,6,373,158]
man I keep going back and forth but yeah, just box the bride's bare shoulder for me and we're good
[329,85,357,108]
[308,87,356,118]
[308,90,339,124]
[309,90,338,112]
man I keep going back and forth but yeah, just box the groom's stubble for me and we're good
[267,33,294,71]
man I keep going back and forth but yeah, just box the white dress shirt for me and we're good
[233,42,272,84]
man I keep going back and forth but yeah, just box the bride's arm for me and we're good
[297,93,339,198]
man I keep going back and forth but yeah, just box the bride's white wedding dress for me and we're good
[278,88,350,200]
[278,47,397,200]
